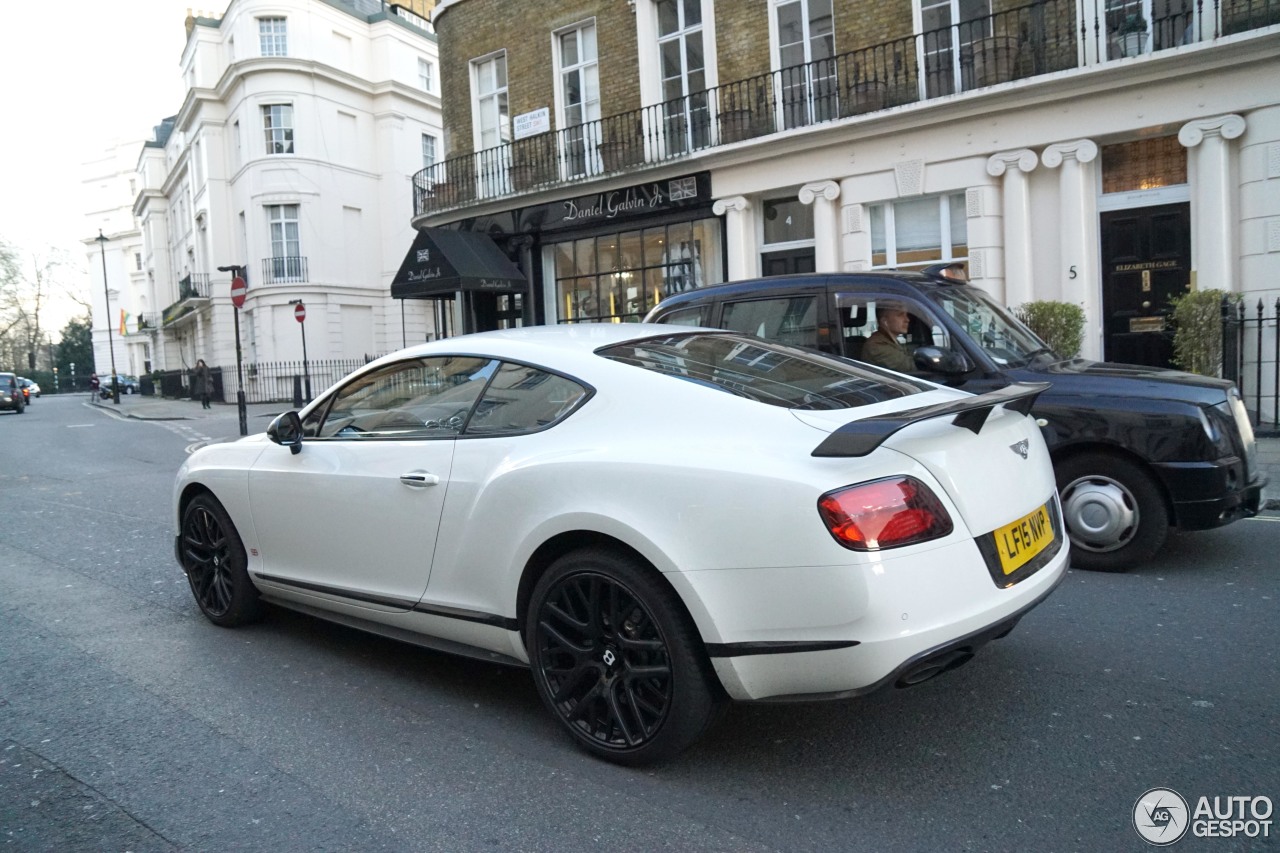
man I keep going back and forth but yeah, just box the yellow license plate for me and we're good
[994,503,1053,575]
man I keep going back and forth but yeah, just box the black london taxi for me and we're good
[645,267,1265,572]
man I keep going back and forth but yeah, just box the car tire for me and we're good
[527,547,725,765]
[179,493,263,627]
[1056,453,1169,572]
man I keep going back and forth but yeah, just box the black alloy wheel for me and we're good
[527,548,724,765]
[180,494,262,627]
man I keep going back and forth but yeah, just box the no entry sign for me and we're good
[230,276,247,308]
[294,302,306,323]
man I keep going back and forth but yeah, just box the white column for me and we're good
[713,195,755,281]
[799,180,841,272]
[1179,114,1246,294]
[1042,139,1101,359]
[986,149,1039,308]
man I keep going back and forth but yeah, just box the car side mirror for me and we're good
[267,411,305,454]
[914,346,973,376]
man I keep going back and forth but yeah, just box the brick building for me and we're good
[404,0,1278,397]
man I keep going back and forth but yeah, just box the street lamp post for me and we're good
[95,230,120,404]
[216,264,250,436]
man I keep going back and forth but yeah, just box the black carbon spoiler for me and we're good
[811,382,1051,458]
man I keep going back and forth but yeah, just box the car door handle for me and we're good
[400,471,440,487]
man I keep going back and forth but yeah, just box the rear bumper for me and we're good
[677,530,1070,702]
[1157,459,1266,530]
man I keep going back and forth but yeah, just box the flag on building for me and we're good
[119,309,129,336]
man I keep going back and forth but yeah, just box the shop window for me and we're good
[870,193,967,269]
[552,217,722,323]
[1102,137,1186,194]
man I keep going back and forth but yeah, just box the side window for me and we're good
[653,304,711,327]
[836,293,939,371]
[465,362,589,435]
[721,295,820,349]
[312,356,496,439]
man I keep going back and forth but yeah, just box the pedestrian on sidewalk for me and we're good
[89,372,100,401]
[193,359,212,409]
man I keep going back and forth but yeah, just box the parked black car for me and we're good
[645,267,1265,572]
[99,374,140,397]
[0,372,25,414]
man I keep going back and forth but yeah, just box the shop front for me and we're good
[398,171,724,335]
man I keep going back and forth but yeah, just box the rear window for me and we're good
[597,333,926,410]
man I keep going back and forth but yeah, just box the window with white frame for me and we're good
[656,0,709,154]
[775,0,837,128]
[259,17,287,57]
[266,204,302,282]
[473,53,510,151]
[418,57,434,91]
[421,133,437,171]
[869,193,968,269]
[556,22,600,177]
[262,104,294,155]
[918,0,990,97]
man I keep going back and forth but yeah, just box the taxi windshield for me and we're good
[927,285,1055,368]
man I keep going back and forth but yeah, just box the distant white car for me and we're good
[173,324,1068,764]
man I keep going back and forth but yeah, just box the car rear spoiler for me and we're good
[811,382,1051,458]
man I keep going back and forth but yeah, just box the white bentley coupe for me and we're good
[174,324,1068,764]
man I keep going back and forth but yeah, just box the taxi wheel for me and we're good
[526,548,725,766]
[180,494,262,627]
[1057,453,1168,572]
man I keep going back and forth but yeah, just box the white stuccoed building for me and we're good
[83,139,149,386]
[125,0,441,398]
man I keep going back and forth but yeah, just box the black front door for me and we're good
[1100,203,1191,368]
[761,248,816,277]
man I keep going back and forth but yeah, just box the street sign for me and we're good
[230,276,247,308]
[294,302,306,323]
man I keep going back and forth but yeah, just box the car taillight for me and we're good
[817,476,954,551]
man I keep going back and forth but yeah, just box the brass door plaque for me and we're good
[1129,316,1166,333]
[1141,269,1152,292]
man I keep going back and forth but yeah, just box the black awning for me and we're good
[391,228,526,299]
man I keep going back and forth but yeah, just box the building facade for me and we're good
[123,0,443,397]
[413,0,1279,394]
[83,139,149,383]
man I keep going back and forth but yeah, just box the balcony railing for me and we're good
[412,0,1278,217]
[162,273,211,326]
[261,256,309,284]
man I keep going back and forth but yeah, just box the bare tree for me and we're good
[0,239,78,371]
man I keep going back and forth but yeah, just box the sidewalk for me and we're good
[89,393,287,424]
[91,393,1280,508]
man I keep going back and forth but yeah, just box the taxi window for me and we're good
[653,304,711,327]
[721,296,820,348]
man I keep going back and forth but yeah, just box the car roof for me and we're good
[369,322,723,369]
[648,270,954,312]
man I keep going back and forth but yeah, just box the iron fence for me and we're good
[1224,297,1280,435]
[153,356,379,405]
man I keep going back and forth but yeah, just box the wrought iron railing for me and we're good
[1224,297,1280,435]
[412,0,1278,216]
[261,256,309,284]
[154,356,380,405]
[162,273,212,325]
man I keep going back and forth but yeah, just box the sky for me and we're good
[0,0,202,331]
